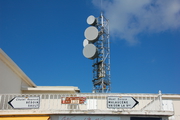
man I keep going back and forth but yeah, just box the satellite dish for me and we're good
[83,39,89,47]
[87,15,97,26]
[83,44,98,60]
[84,26,99,43]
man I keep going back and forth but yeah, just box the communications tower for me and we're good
[83,13,111,93]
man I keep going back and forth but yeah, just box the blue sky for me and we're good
[0,0,180,94]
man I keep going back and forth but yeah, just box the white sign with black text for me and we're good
[107,96,139,109]
[8,96,40,109]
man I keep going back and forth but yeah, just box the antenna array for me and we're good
[83,13,111,93]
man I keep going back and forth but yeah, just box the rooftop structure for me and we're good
[0,48,80,94]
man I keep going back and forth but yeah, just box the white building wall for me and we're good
[0,60,22,94]
[172,100,180,120]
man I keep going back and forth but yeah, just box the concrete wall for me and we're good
[0,60,23,94]
[0,49,35,94]
[172,99,180,120]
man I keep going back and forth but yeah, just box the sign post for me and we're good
[107,96,139,109]
[8,96,40,109]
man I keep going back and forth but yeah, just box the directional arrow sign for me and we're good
[8,96,40,109]
[107,96,139,109]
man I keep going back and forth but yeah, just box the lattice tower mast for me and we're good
[83,13,111,93]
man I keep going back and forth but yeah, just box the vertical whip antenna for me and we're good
[101,0,102,12]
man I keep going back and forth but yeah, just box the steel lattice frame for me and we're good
[92,13,111,93]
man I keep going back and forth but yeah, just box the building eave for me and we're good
[21,86,80,93]
[0,48,36,87]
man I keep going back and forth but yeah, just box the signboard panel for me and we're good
[107,96,138,109]
[61,97,86,104]
[59,116,120,120]
[8,96,40,109]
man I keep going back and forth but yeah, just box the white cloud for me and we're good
[92,0,180,45]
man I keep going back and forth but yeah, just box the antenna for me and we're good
[101,0,102,12]
[83,13,111,93]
